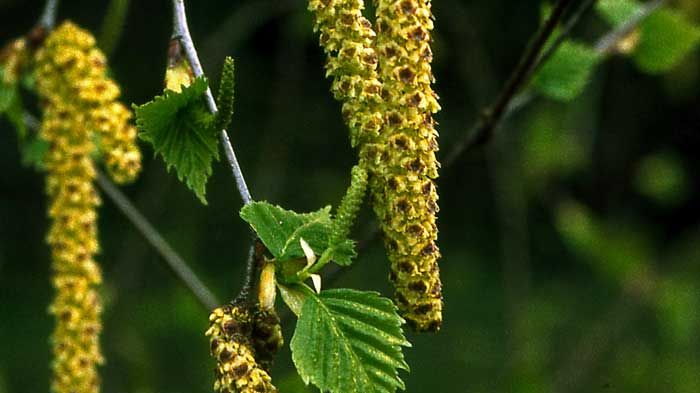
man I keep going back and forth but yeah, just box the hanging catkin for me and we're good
[371,0,442,332]
[206,305,278,393]
[35,21,141,393]
[308,0,442,331]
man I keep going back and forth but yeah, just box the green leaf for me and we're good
[633,9,700,73]
[240,201,333,261]
[328,239,356,266]
[597,0,700,73]
[20,136,50,170]
[532,41,602,101]
[278,283,309,317]
[596,0,640,26]
[0,66,27,139]
[240,201,358,267]
[635,152,689,206]
[134,77,218,204]
[291,288,410,393]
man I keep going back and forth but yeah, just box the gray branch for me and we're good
[171,0,253,206]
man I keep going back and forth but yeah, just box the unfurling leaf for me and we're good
[240,201,357,266]
[240,201,332,261]
[291,288,410,393]
[134,77,218,204]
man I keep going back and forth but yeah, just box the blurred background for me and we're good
[1,0,699,392]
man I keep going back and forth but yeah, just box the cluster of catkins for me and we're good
[206,303,283,393]
[309,0,442,332]
[33,21,141,393]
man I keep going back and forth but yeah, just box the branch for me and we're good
[171,0,259,302]
[444,0,664,167]
[171,0,253,206]
[96,172,220,310]
[448,0,574,156]
[38,0,59,29]
[594,0,665,54]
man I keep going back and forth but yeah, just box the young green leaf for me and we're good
[240,201,358,266]
[532,41,602,101]
[134,77,218,204]
[240,201,333,260]
[597,0,700,73]
[291,288,410,393]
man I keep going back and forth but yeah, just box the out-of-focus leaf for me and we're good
[635,152,689,206]
[634,9,700,73]
[532,41,602,101]
[656,277,700,347]
[555,200,651,284]
[597,0,700,73]
[0,66,27,138]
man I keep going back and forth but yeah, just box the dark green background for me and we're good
[1,0,700,392]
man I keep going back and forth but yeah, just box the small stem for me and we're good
[96,172,220,310]
[443,0,663,167]
[471,0,574,146]
[38,0,60,29]
[171,0,252,205]
[234,240,265,304]
[536,0,598,70]
[98,0,131,57]
[594,0,665,54]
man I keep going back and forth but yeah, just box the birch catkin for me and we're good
[309,0,443,331]
[372,0,442,332]
[206,305,278,393]
[35,21,141,393]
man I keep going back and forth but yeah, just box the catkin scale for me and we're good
[35,22,141,393]
[206,305,278,393]
[309,0,442,331]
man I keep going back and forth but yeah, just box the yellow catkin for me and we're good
[35,21,142,393]
[206,305,278,393]
[372,0,442,332]
[309,0,442,331]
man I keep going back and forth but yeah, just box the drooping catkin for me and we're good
[35,21,142,393]
[308,0,385,148]
[206,305,278,393]
[309,0,442,331]
[373,0,442,332]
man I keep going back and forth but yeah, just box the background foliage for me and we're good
[1,0,700,392]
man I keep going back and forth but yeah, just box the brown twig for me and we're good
[443,0,575,166]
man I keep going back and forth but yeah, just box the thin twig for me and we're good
[453,0,574,153]
[38,0,59,29]
[537,0,598,70]
[594,0,665,54]
[96,172,220,310]
[171,0,253,206]
[171,0,258,302]
[443,0,663,167]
